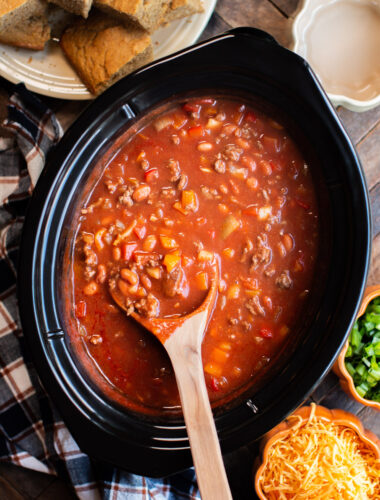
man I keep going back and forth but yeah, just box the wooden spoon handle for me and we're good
[166,332,232,500]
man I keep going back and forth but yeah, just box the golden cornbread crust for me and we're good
[0,0,29,17]
[94,0,169,32]
[48,0,93,18]
[60,13,152,95]
[0,0,46,27]
[0,0,49,49]
[163,0,203,23]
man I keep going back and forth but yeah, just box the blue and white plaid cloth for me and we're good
[0,83,199,500]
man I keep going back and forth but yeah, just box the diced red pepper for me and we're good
[269,159,282,172]
[188,125,204,138]
[75,301,86,319]
[133,225,146,240]
[295,199,310,210]
[121,242,138,261]
[243,206,259,216]
[210,376,220,392]
[245,111,257,123]
[183,103,201,114]
[144,168,159,182]
[259,327,273,339]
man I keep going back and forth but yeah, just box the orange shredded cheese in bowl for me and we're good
[256,404,380,499]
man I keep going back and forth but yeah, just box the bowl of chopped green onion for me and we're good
[334,286,380,410]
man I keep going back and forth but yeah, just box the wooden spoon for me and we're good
[110,264,232,500]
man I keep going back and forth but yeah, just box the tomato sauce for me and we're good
[64,97,319,414]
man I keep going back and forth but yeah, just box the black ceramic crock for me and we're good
[18,28,371,476]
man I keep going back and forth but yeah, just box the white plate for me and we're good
[0,0,217,100]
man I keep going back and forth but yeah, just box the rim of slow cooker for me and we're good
[18,28,371,476]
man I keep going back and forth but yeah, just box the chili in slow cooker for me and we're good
[66,97,319,413]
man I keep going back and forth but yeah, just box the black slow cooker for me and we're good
[18,28,371,476]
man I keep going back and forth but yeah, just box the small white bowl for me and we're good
[292,0,380,112]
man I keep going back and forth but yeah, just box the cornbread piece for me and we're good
[60,13,153,95]
[48,0,93,18]
[162,0,203,24]
[94,0,168,32]
[0,14,50,50]
[0,0,50,50]
[0,0,46,30]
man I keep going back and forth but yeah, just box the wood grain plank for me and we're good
[357,122,380,191]
[0,477,24,500]
[269,0,300,17]
[367,233,380,286]
[199,12,232,41]
[338,105,380,145]
[216,0,293,47]
[357,405,380,436]
[0,463,56,500]
[318,383,364,414]
[310,371,340,404]
[36,478,77,499]
[370,182,380,238]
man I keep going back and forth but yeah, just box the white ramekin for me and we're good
[292,0,380,112]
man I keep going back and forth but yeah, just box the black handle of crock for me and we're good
[226,27,279,46]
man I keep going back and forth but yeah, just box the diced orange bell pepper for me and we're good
[227,284,240,299]
[159,235,178,249]
[163,253,181,273]
[195,272,208,291]
[204,363,222,377]
[173,201,189,215]
[211,348,230,364]
[182,190,198,212]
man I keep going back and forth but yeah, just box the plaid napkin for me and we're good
[0,83,200,500]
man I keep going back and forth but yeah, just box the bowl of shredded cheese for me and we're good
[254,403,380,499]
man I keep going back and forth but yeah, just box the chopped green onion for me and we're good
[344,296,380,402]
[346,362,355,377]
[356,383,369,398]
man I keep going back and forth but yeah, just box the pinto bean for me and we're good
[84,281,98,296]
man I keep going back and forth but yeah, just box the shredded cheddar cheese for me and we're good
[259,405,380,499]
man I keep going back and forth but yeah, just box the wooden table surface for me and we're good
[0,1,379,498]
